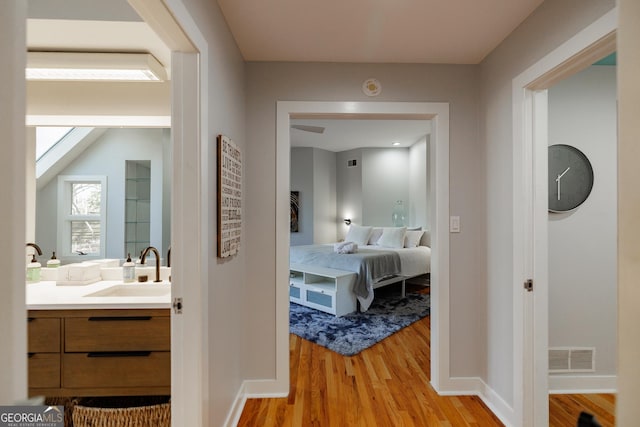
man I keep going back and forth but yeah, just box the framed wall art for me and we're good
[217,134,242,258]
[290,191,299,232]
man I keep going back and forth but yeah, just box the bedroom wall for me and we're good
[290,147,338,245]
[548,65,617,385]
[361,148,410,227]
[409,137,428,230]
[336,148,363,235]
[245,61,484,382]
[313,148,337,243]
[290,147,315,245]
[479,0,616,410]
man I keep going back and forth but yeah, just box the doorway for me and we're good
[23,1,205,425]
[274,101,451,394]
[511,10,616,426]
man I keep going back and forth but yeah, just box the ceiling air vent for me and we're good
[347,159,358,168]
[549,347,595,373]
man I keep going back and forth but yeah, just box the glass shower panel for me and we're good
[124,160,151,258]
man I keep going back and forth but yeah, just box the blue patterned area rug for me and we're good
[289,292,430,356]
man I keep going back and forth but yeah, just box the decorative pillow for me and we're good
[376,227,407,249]
[404,230,425,248]
[420,230,431,247]
[344,225,373,246]
[368,228,384,245]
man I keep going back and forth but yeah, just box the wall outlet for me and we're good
[450,216,460,233]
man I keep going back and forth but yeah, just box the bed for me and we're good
[290,226,431,312]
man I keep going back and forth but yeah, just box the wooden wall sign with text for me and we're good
[217,134,242,258]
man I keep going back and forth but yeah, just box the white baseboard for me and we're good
[224,382,248,427]
[243,378,289,398]
[434,377,515,427]
[549,375,617,394]
[223,379,289,427]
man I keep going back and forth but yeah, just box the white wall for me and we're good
[409,138,428,229]
[175,0,247,424]
[617,0,640,422]
[245,61,484,381]
[290,147,315,245]
[35,128,168,261]
[362,148,410,227]
[479,0,616,409]
[0,1,28,404]
[548,65,617,381]
[336,149,363,235]
[313,148,337,243]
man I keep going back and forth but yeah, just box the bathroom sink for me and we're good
[84,284,171,298]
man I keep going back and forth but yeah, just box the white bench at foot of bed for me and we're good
[289,263,357,316]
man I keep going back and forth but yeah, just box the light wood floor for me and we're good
[549,393,615,427]
[238,285,615,426]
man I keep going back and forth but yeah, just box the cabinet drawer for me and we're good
[28,318,61,353]
[306,289,334,308]
[28,353,60,389]
[289,284,301,300]
[65,316,170,352]
[63,352,170,388]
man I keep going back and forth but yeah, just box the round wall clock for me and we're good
[548,144,594,213]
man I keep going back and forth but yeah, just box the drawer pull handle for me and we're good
[28,353,35,358]
[87,351,152,358]
[88,316,152,322]
[28,317,35,322]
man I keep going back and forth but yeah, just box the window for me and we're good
[58,176,107,258]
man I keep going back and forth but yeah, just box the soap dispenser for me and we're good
[47,251,60,268]
[26,254,41,283]
[123,253,135,283]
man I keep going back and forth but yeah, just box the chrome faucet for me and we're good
[26,242,43,257]
[140,246,162,283]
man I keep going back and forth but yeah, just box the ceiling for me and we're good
[217,0,544,64]
[290,119,430,152]
[25,0,543,144]
[25,0,545,80]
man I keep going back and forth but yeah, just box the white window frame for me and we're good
[57,175,107,260]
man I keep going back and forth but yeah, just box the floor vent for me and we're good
[549,347,595,373]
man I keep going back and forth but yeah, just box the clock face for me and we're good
[548,144,594,212]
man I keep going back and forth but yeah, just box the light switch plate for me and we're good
[450,216,460,233]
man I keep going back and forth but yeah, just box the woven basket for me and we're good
[72,402,170,427]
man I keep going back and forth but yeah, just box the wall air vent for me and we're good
[347,159,358,168]
[549,347,595,373]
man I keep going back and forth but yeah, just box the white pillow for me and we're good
[344,225,373,246]
[404,230,425,248]
[376,227,407,249]
[368,228,384,245]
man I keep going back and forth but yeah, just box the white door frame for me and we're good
[511,9,617,426]
[274,101,451,393]
[127,0,208,425]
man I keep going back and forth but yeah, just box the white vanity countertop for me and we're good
[27,280,172,310]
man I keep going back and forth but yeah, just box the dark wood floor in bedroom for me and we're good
[237,284,615,426]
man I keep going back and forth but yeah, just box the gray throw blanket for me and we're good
[290,244,401,310]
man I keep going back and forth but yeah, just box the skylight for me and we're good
[36,127,73,160]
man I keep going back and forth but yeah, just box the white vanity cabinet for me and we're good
[289,263,357,316]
